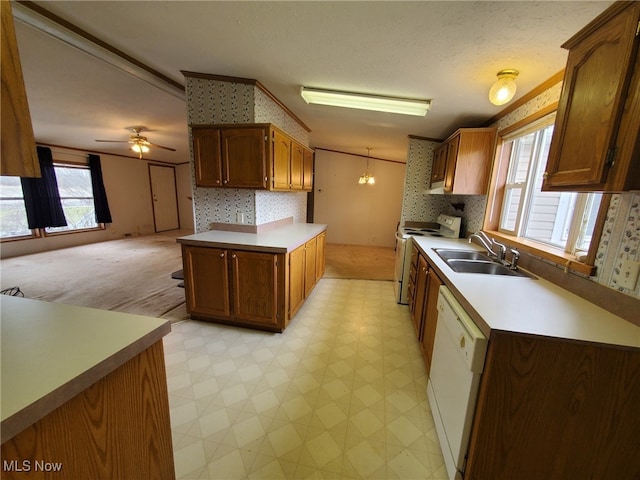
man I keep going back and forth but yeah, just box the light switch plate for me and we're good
[618,258,640,290]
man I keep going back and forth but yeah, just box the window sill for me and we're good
[484,230,596,276]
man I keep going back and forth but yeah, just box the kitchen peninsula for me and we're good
[0,296,174,479]
[178,222,327,332]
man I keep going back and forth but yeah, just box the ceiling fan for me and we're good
[95,126,176,159]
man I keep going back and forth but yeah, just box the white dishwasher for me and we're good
[427,286,488,480]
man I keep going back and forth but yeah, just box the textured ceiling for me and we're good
[14,1,613,164]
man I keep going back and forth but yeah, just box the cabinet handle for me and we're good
[220,253,225,257]
[231,254,237,259]
[543,172,548,180]
[223,180,228,184]
[459,336,466,349]
[215,180,221,184]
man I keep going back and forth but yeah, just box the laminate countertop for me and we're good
[0,296,171,443]
[177,223,327,253]
[412,236,640,349]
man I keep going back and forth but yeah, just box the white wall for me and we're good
[1,148,193,258]
[313,150,405,247]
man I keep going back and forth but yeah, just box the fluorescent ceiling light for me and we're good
[300,87,430,116]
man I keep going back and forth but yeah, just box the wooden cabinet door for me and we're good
[272,129,291,190]
[411,255,428,340]
[315,232,326,281]
[231,250,278,327]
[443,134,460,193]
[1,1,40,178]
[182,246,230,318]
[290,142,304,190]
[192,128,222,187]
[221,127,268,188]
[543,2,640,190]
[289,245,305,318]
[421,268,443,373]
[304,238,317,298]
[431,144,447,185]
[302,149,314,191]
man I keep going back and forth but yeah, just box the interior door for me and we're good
[149,164,179,232]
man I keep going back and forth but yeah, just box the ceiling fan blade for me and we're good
[95,139,130,143]
[147,142,177,152]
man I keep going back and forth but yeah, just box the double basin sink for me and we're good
[433,248,534,278]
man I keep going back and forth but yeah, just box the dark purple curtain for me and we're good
[88,154,112,223]
[20,146,67,229]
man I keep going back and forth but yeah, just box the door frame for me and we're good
[148,164,180,232]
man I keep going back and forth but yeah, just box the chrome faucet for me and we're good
[468,232,494,255]
[509,248,520,270]
[469,231,507,263]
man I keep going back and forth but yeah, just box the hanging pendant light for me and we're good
[359,148,375,185]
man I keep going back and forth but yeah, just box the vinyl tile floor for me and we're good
[164,278,447,479]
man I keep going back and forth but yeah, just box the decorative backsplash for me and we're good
[595,192,640,297]
[184,75,308,232]
[255,190,307,224]
[400,137,485,237]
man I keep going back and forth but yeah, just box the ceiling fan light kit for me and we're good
[95,126,176,159]
[489,69,519,106]
[300,86,431,116]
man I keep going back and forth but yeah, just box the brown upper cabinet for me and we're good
[1,1,40,178]
[430,127,497,194]
[191,123,314,192]
[542,2,640,192]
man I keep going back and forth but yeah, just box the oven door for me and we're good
[393,231,407,303]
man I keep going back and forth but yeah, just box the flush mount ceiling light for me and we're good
[488,69,519,106]
[300,86,431,116]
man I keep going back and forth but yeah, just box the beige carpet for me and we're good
[324,243,396,280]
[0,231,190,322]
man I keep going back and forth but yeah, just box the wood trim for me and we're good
[585,193,611,266]
[18,1,184,92]
[37,142,179,166]
[181,71,312,133]
[313,147,406,165]
[408,134,445,143]
[484,230,596,276]
[483,71,565,126]
[498,102,558,137]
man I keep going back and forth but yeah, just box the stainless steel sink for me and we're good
[433,249,534,278]
[433,249,493,262]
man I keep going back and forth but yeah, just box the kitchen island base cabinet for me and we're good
[182,245,285,332]
[0,341,175,480]
[183,246,231,318]
[465,331,640,480]
[179,226,326,332]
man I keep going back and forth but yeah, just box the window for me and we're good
[499,121,602,255]
[0,176,33,239]
[45,164,100,234]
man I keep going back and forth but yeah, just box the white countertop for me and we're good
[1,296,171,443]
[177,223,327,253]
[412,236,640,349]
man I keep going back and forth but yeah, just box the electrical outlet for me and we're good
[236,211,244,224]
[618,258,640,290]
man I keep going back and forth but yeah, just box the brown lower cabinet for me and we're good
[181,231,325,332]
[408,245,444,373]
[465,331,640,479]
